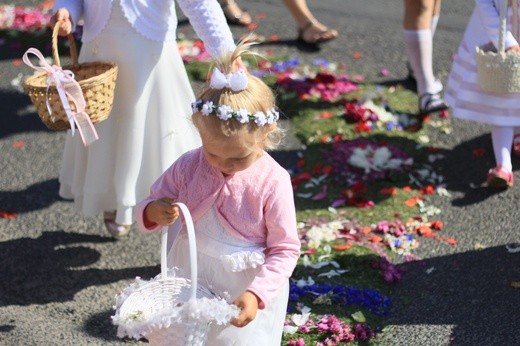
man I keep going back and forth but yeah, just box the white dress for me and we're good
[168,207,289,346]
[445,0,520,126]
[59,3,202,224]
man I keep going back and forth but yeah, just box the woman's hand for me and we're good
[51,8,73,36]
[143,198,179,227]
[231,291,260,328]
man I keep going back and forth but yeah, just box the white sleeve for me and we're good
[176,0,236,57]
[475,0,518,49]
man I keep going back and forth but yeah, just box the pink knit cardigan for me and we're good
[135,148,301,308]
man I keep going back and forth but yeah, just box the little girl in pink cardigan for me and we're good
[135,42,301,345]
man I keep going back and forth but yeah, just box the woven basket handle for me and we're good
[160,203,198,300]
[52,20,79,67]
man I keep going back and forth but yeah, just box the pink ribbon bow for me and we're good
[22,48,99,146]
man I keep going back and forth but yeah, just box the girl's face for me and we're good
[201,131,262,176]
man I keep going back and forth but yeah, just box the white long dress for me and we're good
[168,207,289,346]
[59,3,201,225]
[445,0,520,126]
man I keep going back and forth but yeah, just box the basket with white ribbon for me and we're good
[112,203,239,346]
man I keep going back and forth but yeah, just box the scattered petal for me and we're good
[472,148,486,157]
[404,197,420,207]
[0,211,17,219]
[474,242,486,250]
[444,237,458,245]
[351,311,366,322]
[334,243,352,251]
[352,51,363,59]
[369,235,383,243]
[12,140,25,148]
[379,68,390,77]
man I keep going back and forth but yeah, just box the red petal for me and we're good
[0,211,17,219]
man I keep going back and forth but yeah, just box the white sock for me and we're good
[116,205,133,225]
[431,15,440,37]
[491,126,513,171]
[404,29,441,95]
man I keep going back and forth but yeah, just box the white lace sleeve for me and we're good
[176,0,236,57]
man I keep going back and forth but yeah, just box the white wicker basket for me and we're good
[476,0,520,93]
[112,203,239,346]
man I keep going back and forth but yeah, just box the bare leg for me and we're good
[218,0,252,26]
[283,0,338,44]
[403,0,447,113]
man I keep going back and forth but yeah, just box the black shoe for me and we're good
[418,92,449,115]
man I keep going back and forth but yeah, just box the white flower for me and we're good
[373,147,392,168]
[235,109,250,123]
[266,109,279,124]
[291,312,310,326]
[385,158,405,170]
[217,105,233,120]
[201,101,214,116]
[191,100,202,113]
[306,224,339,248]
[253,112,267,126]
[296,276,315,287]
[348,147,371,172]
[283,325,299,334]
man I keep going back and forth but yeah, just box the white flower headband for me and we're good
[191,100,280,126]
[191,67,280,126]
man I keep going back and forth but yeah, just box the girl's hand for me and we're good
[143,198,179,227]
[231,291,259,328]
[506,45,520,52]
[51,8,73,36]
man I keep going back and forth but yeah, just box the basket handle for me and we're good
[498,0,519,53]
[160,203,198,300]
[52,20,79,67]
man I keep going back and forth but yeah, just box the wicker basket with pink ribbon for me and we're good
[22,21,118,146]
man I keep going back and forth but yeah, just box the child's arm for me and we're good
[230,291,260,328]
[476,0,519,50]
[143,198,179,228]
[135,155,186,232]
[246,170,301,309]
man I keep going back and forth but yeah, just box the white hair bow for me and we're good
[209,67,248,91]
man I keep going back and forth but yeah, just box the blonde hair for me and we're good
[192,41,283,150]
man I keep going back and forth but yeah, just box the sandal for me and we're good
[297,19,338,45]
[418,92,449,115]
[103,211,131,239]
[218,0,252,26]
[486,165,514,189]
[513,134,520,157]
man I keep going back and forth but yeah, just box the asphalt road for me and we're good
[1,1,519,345]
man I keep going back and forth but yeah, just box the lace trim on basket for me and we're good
[112,272,240,340]
[220,249,265,272]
